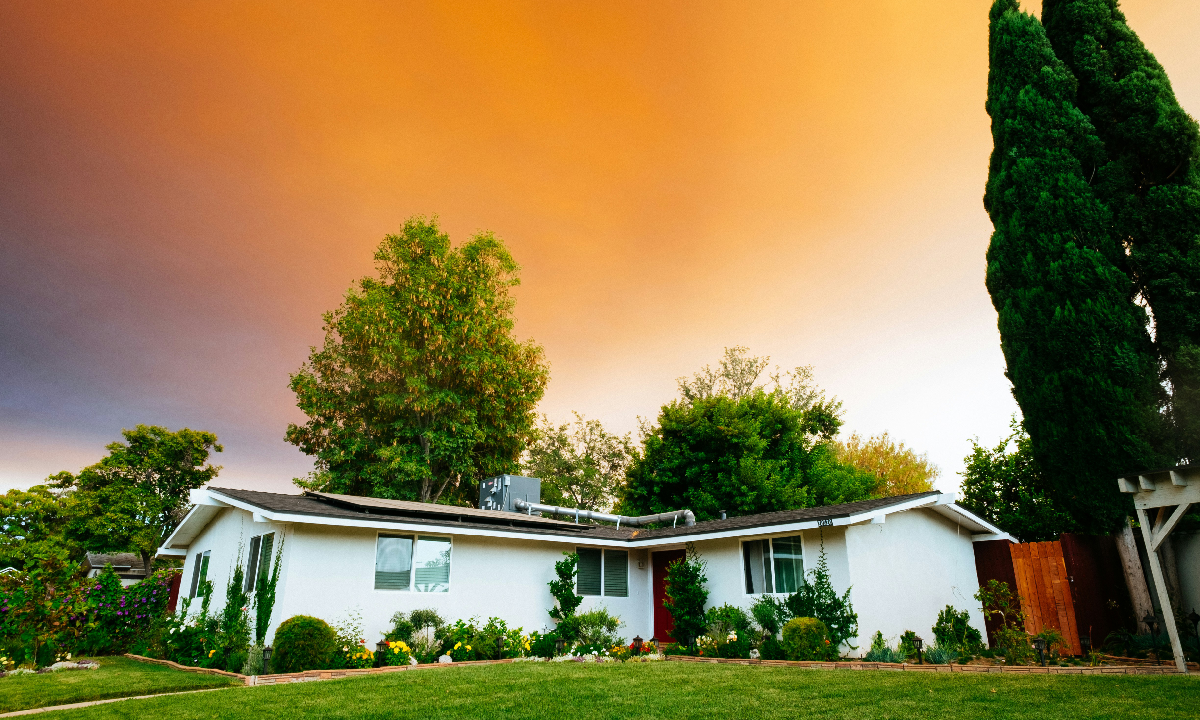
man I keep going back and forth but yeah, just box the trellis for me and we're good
[1117,464,1199,673]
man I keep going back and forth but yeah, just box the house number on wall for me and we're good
[817,519,833,527]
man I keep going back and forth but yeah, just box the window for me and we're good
[244,533,275,593]
[576,548,628,598]
[375,535,451,592]
[413,536,451,593]
[189,550,211,599]
[742,536,803,594]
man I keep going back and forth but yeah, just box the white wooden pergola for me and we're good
[1117,464,1199,673]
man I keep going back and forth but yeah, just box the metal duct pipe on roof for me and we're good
[512,500,695,527]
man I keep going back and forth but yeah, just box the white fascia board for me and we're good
[156,547,188,557]
[932,503,1015,542]
[160,503,212,549]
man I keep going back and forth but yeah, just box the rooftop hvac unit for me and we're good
[478,474,541,512]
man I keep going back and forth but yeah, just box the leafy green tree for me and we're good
[959,417,1078,542]
[983,0,1164,534]
[547,552,583,642]
[287,217,549,504]
[523,413,633,512]
[57,425,222,581]
[0,484,75,570]
[623,391,825,520]
[1043,0,1200,463]
[623,347,859,519]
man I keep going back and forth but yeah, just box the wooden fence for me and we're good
[1008,541,1081,655]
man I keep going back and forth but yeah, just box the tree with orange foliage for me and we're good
[833,432,938,497]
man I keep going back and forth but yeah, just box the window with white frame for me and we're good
[576,548,628,597]
[742,536,804,594]
[375,534,451,592]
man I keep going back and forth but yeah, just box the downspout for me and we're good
[513,500,695,527]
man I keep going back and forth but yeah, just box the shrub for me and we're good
[437,617,526,661]
[548,553,584,641]
[862,631,905,663]
[663,544,708,648]
[759,634,786,660]
[529,630,559,658]
[381,639,413,666]
[932,605,983,655]
[749,595,789,638]
[388,608,443,662]
[923,643,959,665]
[781,617,834,661]
[575,608,622,648]
[784,542,857,652]
[271,615,337,673]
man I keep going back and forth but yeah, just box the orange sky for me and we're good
[2,0,1198,493]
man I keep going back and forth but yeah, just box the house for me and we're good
[159,483,1013,654]
[83,553,147,586]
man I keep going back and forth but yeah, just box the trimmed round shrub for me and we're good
[781,617,833,661]
[271,615,337,673]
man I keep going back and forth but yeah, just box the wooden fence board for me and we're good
[1008,541,1081,656]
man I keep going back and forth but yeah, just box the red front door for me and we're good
[652,549,686,642]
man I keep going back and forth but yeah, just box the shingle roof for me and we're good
[208,487,941,543]
[84,553,146,574]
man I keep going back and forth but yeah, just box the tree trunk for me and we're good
[1115,517,1154,633]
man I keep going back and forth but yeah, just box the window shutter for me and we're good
[576,548,602,596]
[189,553,202,598]
[245,536,262,592]
[603,550,628,597]
[257,533,275,588]
[198,552,211,596]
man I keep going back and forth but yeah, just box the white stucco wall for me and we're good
[179,504,985,653]
[845,508,985,655]
[183,508,655,645]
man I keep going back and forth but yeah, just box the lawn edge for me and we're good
[664,655,1197,675]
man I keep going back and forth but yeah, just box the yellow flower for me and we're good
[454,643,461,650]
[465,645,471,651]
[208,650,216,657]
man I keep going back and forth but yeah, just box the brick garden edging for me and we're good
[127,652,1195,686]
[125,654,515,686]
[665,654,1197,675]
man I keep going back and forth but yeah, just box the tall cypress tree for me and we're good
[1043,0,1200,461]
[983,0,1162,533]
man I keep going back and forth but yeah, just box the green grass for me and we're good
[0,656,241,713]
[39,661,1200,719]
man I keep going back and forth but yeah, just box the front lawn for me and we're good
[42,660,1200,719]
[0,656,241,713]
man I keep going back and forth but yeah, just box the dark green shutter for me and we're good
[257,533,275,589]
[603,550,628,597]
[198,552,210,596]
[576,548,602,596]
